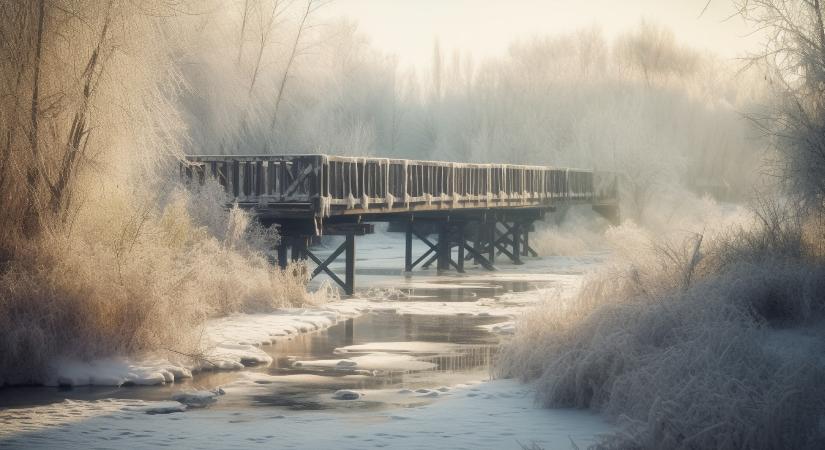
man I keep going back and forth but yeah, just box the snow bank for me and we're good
[203,308,361,346]
[45,305,368,387]
[47,357,192,387]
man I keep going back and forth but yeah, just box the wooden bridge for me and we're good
[182,154,619,294]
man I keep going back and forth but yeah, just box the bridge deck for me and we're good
[181,154,619,294]
[182,154,618,223]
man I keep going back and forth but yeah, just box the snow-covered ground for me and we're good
[0,380,609,450]
[0,230,612,448]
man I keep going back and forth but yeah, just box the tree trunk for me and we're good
[269,0,313,134]
[52,6,111,216]
[24,0,46,234]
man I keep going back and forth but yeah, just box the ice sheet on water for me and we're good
[294,352,437,372]
[334,341,462,355]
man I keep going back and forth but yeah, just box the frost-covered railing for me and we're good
[182,154,618,218]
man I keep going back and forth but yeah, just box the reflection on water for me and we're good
[0,313,504,412]
[232,313,502,411]
[397,280,537,302]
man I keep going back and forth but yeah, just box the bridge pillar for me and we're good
[404,221,413,273]
[456,225,465,273]
[405,220,492,274]
[486,221,496,264]
[511,222,522,265]
[436,222,451,273]
[291,236,307,262]
[344,232,355,295]
[275,223,372,296]
[484,219,537,265]
[277,239,288,270]
[521,228,530,257]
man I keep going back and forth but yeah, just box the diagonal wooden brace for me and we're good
[306,246,347,290]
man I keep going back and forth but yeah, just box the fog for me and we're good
[175,1,769,221]
[3,1,824,448]
[320,0,761,67]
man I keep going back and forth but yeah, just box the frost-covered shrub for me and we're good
[499,210,825,449]
[0,182,314,385]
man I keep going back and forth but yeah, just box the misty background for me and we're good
[176,0,770,223]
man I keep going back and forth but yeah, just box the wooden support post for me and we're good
[308,242,347,280]
[512,223,523,265]
[522,227,529,257]
[405,221,413,273]
[456,224,465,273]
[472,225,482,264]
[304,233,358,296]
[291,236,306,261]
[487,221,496,264]
[437,222,450,272]
[410,227,439,271]
[345,232,355,295]
[522,226,538,257]
[277,239,288,269]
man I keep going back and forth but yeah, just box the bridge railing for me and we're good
[183,154,618,217]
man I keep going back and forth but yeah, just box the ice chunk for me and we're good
[123,401,186,415]
[336,360,358,368]
[172,389,224,408]
[332,389,361,400]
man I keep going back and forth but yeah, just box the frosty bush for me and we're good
[499,207,825,449]
[0,181,313,385]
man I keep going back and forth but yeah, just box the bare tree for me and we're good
[615,20,698,85]
[0,0,183,242]
[737,0,825,212]
[233,0,288,152]
[268,0,330,134]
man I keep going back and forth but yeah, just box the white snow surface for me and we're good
[46,357,193,387]
[44,306,367,388]
[0,380,610,449]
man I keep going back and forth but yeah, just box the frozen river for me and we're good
[0,228,612,449]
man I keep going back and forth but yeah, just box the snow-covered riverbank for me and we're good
[42,236,596,388]
[1,231,613,448]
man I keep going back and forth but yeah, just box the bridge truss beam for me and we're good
[275,223,372,296]
[403,215,538,275]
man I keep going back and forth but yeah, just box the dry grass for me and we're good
[500,205,825,449]
[0,181,315,385]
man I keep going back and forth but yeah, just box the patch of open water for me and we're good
[0,231,596,414]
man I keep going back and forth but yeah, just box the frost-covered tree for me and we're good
[738,0,825,212]
[0,0,184,242]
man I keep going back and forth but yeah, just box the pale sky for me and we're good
[320,0,761,68]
